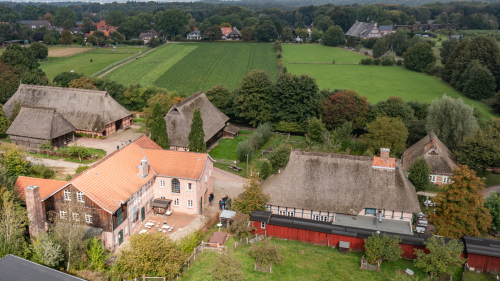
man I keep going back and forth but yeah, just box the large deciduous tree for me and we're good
[53,7,77,28]
[367,96,415,123]
[254,20,276,42]
[206,85,233,117]
[322,25,345,47]
[321,89,369,129]
[361,116,408,156]
[233,173,269,215]
[0,63,19,104]
[456,60,496,100]
[241,27,253,41]
[60,30,73,44]
[143,93,183,127]
[440,39,458,65]
[188,108,206,152]
[29,42,48,60]
[425,95,478,151]
[403,42,435,72]
[408,157,431,192]
[414,236,466,279]
[150,102,169,149]
[430,165,491,238]
[155,8,188,37]
[234,70,273,126]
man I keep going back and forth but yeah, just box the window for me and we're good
[171,179,180,193]
[174,198,179,206]
[77,192,84,202]
[60,210,67,219]
[287,211,294,217]
[320,216,328,222]
[124,225,128,235]
[312,214,319,220]
[365,208,377,216]
[160,180,165,188]
[279,210,286,215]
[186,183,192,191]
[187,200,193,208]
[209,169,212,177]
[73,213,79,221]
[442,176,449,184]
[64,190,71,201]
[261,222,265,229]
[205,175,208,183]
[429,175,437,183]
[85,214,92,223]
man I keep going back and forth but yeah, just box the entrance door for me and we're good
[118,229,123,245]
[200,197,203,215]
[141,207,145,221]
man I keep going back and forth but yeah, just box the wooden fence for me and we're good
[360,255,381,272]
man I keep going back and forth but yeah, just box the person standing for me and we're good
[218,199,223,210]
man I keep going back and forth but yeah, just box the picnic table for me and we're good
[228,164,243,172]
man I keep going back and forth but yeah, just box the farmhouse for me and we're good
[187,30,202,40]
[379,25,395,35]
[221,27,232,39]
[227,27,242,40]
[402,132,458,186]
[3,84,133,141]
[139,32,155,43]
[165,91,232,151]
[16,20,52,30]
[15,136,214,250]
[261,149,420,234]
[346,21,382,39]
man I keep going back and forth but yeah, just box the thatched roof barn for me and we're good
[6,107,75,149]
[262,151,421,216]
[3,84,133,137]
[402,132,458,177]
[165,91,229,150]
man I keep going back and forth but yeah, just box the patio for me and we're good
[135,212,198,236]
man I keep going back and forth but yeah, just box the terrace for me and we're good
[136,212,198,236]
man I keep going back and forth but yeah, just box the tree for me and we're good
[361,116,408,156]
[368,96,415,123]
[211,253,245,281]
[236,140,253,162]
[228,212,255,239]
[211,24,222,40]
[143,93,182,126]
[322,25,345,47]
[254,20,276,42]
[68,143,88,162]
[403,42,435,72]
[10,101,20,122]
[0,191,28,258]
[430,165,491,238]
[241,27,253,41]
[206,85,233,116]
[4,148,30,176]
[82,17,94,33]
[150,102,170,149]
[116,233,187,278]
[372,39,387,58]
[260,160,272,179]
[273,73,320,124]
[234,71,273,126]
[188,108,206,152]
[0,105,11,135]
[249,238,284,267]
[29,42,48,60]
[268,145,290,169]
[53,71,83,87]
[0,63,19,104]
[42,13,54,24]
[68,77,97,90]
[33,233,63,267]
[364,234,403,264]
[408,157,431,192]
[307,117,327,143]
[321,89,369,129]
[54,7,76,28]
[456,119,500,172]
[86,237,105,270]
[86,35,96,46]
[105,10,128,27]
[485,192,500,233]
[0,44,40,74]
[60,30,73,44]
[155,8,188,37]
[188,18,197,31]
[414,236,466,279]
[457,60,496,100]
[282,26,293,42]
[314,15,334,32]
[426,95,478,151]
[311,29,323,42]
[233,173,269,215]
[440,39,458,65]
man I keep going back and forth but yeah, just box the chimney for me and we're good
[138,158,149,178]
[25,185,46,240]
[380,148,390,159]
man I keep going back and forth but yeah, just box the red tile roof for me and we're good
[221,27,231,36]
[143,149,209,180]
[372,157,396,168]
[15,177,68,201]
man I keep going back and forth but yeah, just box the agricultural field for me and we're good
[106,43,279,96]
[282,44,496,119]
[282,44,366,64]
[47,46,90,57]
[40,52,133,80]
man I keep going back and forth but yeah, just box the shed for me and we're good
[208,232,228,247]
[151,198,172,215]
[339,241,350,254]
[0,254,85,281]
[223,125,240,139]
[220,210,236,228]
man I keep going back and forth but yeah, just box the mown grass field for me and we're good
[283,44,496,119]
[180,238,462,281]
[40,52,133,80]
[106,43,279,96]
[282,44,366,63]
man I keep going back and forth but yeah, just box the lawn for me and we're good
[40,52,133,80]
[107,43,279,96]
[209,135,250,161]
[33,147,106,165]
[463,271,490,281]
[480,171,500,187]
[282,44,366,64]
[180,238,462,281]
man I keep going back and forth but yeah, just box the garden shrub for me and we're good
[364,233,403,264]
[260,160,272,179]
[30,164,55,179]
[274,41,282,52]
[372,58,381,65]
[248,238,284,267]
[76,165,89,175]
[255,123,272,144]
[211,253,244,281]
[381,58,394,66]
[228,213,255,239]
[178,231,203,254]
[268,145,291,169]
[236,140,253,162]
[277,53,282,59]
[360,58,373,65]
[86,237,105,270]
[397,59,403,66]
[273,120,304,133]
[408,157,431,191]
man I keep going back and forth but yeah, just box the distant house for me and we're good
[4,84,133,141]
[165,91,232,151]
[186,30,202,40]
[148,29,158,37]
[449,34,463,40]
[0,255,85,281]
[71,27,81,34]
[91,30,111,38]
[346,21,382,39]
[92,20,118,34]
[221,27,232,39]
[402,132,458,186]
[16,20,52,30]
[227,27,242,40]
[261,148,421,234]
[139,32,154,43]
[379,25,395,36]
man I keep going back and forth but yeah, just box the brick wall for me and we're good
[25,186,46,239]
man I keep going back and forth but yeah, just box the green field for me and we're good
[106,43,279,96]
[283,45,496,119]
[282,44,366,63]
[40,52,133,80]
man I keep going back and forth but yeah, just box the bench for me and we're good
[228,165,243,172]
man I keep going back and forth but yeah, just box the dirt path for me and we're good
[213,167,248,203]
[97,46,160,78]
[482,185,500,198]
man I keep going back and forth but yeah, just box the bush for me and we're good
[364,234,403,264]
[307,117,327,143]
[277,53,282,59]
[76,165,89,175]
[248,238,284,267]
[268,145,290,169]
[260,160,272,179]
[86,237,105,270]
[397,60,403,66]
[381,58,394,66]
[228,212,255,239]
[255,123,272,144]
[360,58,373,65]
[457,60,496,100]
[30,164,55,179]
[273,121,304,133]
[236,140,253,162]
[274,40,282,52]
[211,253,244,281]
[178,231,203,254]
[53,72,84,87]
[372,58,381,65]
[68,143,89,162]
[408,157,431,191]
[39,140,54,151]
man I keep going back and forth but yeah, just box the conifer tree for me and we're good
[430,165,492,238]
[408,157,431,191]
[150,102,169,149]
[188,108,206,152]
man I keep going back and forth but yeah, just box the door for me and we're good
[118,229,123,245]
[117,208,123,226]
[200,197,203,215]
[141,207,145,222]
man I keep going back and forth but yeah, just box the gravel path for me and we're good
[482,185,500,198]
[212,167,247,202]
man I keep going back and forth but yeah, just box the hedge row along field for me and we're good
[106,43,279,96]
[282,44,497,119]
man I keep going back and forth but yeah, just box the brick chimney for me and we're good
[380,148,390,159]
[138,158,149,178]
[25,185,45,240]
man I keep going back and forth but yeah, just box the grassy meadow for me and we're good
[283,44,496,119]
[106,42,279,96]
[283,44,366,63]
[40,52,132,80]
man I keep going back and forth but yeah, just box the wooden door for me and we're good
[141,207,145,222]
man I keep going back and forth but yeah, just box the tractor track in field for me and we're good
[97,45,161,78]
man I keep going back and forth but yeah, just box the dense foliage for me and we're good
[150,102,170,149]
[321,89,369,130]
[408,157,431,192]
[188,108,207,152]
[457,60,496,100]
[361,116,408,156]
[485,192,500,233]
[233,173,270,215]
[414,236,466,279]
[364,234,403,264]
[403,42,435,72]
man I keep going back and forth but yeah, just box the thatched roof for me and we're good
[402,132,458,175]
[6,107,75,140]
[345,22,378,38]
[165,91,229,147]
[3,84,132,132]
[262,151,421,215]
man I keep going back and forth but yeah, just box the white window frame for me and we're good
[160,180,165,188]
[187,200,193,208]
[77,192,84,202]
[279,210,286,216]
[85,214,92,223]
[429,175,437,183]
[173,198,179,206]
[320,215,328,222]
[124,225,128,235]
[64,190,71,201]
[205,175,208,183]
[312,214,320,220]
[72,213,79,221]
[261,222,265,229]
[442,176,449,184]
[287,211,294,217]
[186,183,192,191]
[60,210,67,219]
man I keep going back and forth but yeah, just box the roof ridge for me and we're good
[173,91,204,108]
[142,147,209,156]
[19,84,108,95]
[292,151,373,161]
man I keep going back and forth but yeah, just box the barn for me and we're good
[464,236,500,272]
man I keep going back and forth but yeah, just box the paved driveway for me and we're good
[76,127,145,154]
[213,167,248,203]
